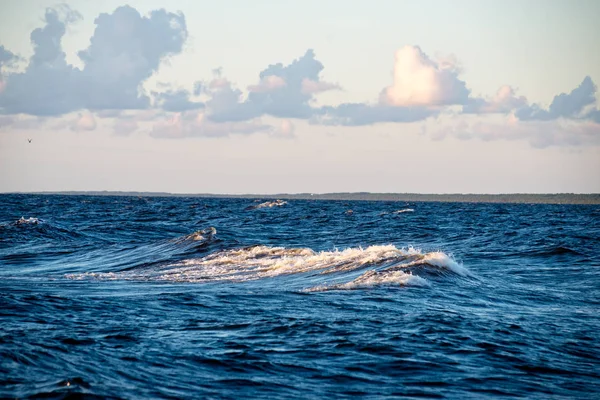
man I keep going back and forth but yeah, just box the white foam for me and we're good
[412,251,469,276]
[253,200,288,209]
[393,208,415,214]
[307,270,429,292]
[66,243,467,288]
[16,217,42,225]
[176,227,216,242]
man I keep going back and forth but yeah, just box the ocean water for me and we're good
[1,194,599,399]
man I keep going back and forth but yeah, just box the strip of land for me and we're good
[5,191,600,204]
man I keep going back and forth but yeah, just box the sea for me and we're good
[1,194,599,399]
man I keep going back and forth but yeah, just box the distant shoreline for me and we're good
[3,191,600,205]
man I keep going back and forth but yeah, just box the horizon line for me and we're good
[2,190,600,205]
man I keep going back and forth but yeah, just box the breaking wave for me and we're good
[393,208,415,214]
[66,243,468,291]
[245,199,288,210]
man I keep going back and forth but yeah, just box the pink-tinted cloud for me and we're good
[380,45,470,107]
[248,75,286,93]
[70,111,97,131]
[301,78,341,94]
[270,119,295,139]
[464,85,528,114]
[209,78,231,90]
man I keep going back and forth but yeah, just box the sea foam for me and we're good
[66,243,467,290]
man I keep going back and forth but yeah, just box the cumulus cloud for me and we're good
[0,7,81,116]
[0,5,188,116]
[270,119,295,139]
[380,45,470,107]
[79,6,187,111]
[301,78,341,94]
[463,85,528,114]
[70,111,97,131]
[150,111,271,138]
[515,76,598,121]
[309,46,463,126]
[152,88,204,112]
[248,75,286,93]
[207,50,333,122]
[0,46,16,65]
[1,8,598,147]
[0,45,17,94]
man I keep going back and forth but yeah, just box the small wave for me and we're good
[15,217,43,225]
[66,244,467,290]
[174,227,217,243]
[1,217,86,242]
[307,270,429,292]
[393,209,415,214]
[245,200,288,210]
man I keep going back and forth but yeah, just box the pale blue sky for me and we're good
[0,0,599,193]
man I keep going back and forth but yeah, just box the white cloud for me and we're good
[247,75,286,93]
[209,77,232,90]
[70,111,97,131]
[301,78,340,94]
[380,45,470,107]
[270,119,295,139]
[464,85,528,114]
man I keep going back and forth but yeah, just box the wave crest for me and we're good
[66,244,467,290]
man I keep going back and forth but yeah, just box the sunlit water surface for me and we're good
[1,194,599,398]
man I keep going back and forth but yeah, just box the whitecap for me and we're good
[67,243,467,289]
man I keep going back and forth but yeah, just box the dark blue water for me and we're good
[1,194,599,399]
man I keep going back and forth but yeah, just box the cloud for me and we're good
[79,6,188,111]
[0,114,47,130]
[248,75,286,93]
[207,49,332,122]
[313,103,436,126]
[0,45,17,92]
[69,111,97,131]
[150,111,271,138]
[0,7,81,116]
[113,118,138,136]
[1,8,598,145]
[310,46,462,126]
[270,119,295,139]
[301,78,341,94]
[463,85,528,114]
[515,76,598,121]
[0,46,16,65]
[427,114,600,148]
[380,45,470,107]
[152,88,204,112]
[0,5,188,116]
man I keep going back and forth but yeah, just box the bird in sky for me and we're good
[28,139,32,143]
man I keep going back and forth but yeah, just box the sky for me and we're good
[0,0,599,194]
